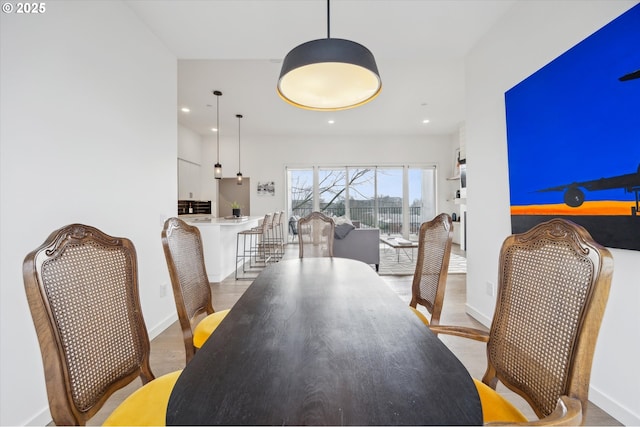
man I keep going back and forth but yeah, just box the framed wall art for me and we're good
[257,181,275,196]
[505,4,640,250]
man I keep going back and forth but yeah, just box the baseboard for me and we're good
[24,404,52,426]
[589,384,640,426]
[148,312,178,340]
[465,303,492,328]
[465,304,638,426]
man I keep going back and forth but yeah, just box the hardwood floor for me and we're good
[86,243,621,426]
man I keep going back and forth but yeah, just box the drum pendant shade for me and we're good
[277,38,381,111]
[277,0,381,111]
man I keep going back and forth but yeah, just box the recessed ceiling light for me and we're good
[422,119,430,124]
[328,120,335,124]
[211,128,218,132]
[181,107,190,113]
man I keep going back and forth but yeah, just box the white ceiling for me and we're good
[125,0,515,137]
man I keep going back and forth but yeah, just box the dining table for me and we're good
[166,257,482,425]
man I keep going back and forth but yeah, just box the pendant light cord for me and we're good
[216,95,220,161]
[327,0,330,39]
[237,114,242,171]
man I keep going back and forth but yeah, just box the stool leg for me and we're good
[235,233,242,279]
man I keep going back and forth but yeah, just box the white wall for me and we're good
[178,124,203,164]
[198,134,457,219]
[178,124,203,200]
[464,1,640,424]
[0,2,178,425]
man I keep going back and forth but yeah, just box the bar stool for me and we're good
[262,212,276,261]
[235,214,271,280]
[268,211,284,261]
[275,211,286,258]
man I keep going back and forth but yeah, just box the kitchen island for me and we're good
[181,215,262,282]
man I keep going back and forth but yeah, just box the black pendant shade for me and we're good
[277,0,381,111]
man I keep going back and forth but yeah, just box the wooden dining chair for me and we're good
[162,217,230,363]
[23,224,181,426]
[430,219,613,425]
[297,211,335,258]
[409,213,453,327]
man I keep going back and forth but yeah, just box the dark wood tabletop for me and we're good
[166,257,482,425]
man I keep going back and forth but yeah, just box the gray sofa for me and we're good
[333,227,380,271]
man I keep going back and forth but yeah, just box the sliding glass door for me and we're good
[376,168,403,235]
[288,168,313,218]
[318,168,346,216]
[347,168,375,227]
[408,166,436,239]
[287,165,436,240]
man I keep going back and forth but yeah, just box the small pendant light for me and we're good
[213,90,223,179]
[236,114,243,185]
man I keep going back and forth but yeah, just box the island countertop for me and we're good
[181,215,263,226]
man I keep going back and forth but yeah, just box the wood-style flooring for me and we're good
[85,244,621,426]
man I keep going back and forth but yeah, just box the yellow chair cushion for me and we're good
[193,309,230,349]
[474,378,528,423]
[103,370,182,426]
[410,306,430,326]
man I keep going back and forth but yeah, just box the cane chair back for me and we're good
[430,218,613,425]
[23,224,176,425]
[298,211,335,258]
[409,213,453,326]
[162,217,229,363]
[487,218,612,421]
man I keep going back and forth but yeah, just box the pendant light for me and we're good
[236,114,243,185]
[277,0,381,111]
[213,90,223,179]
